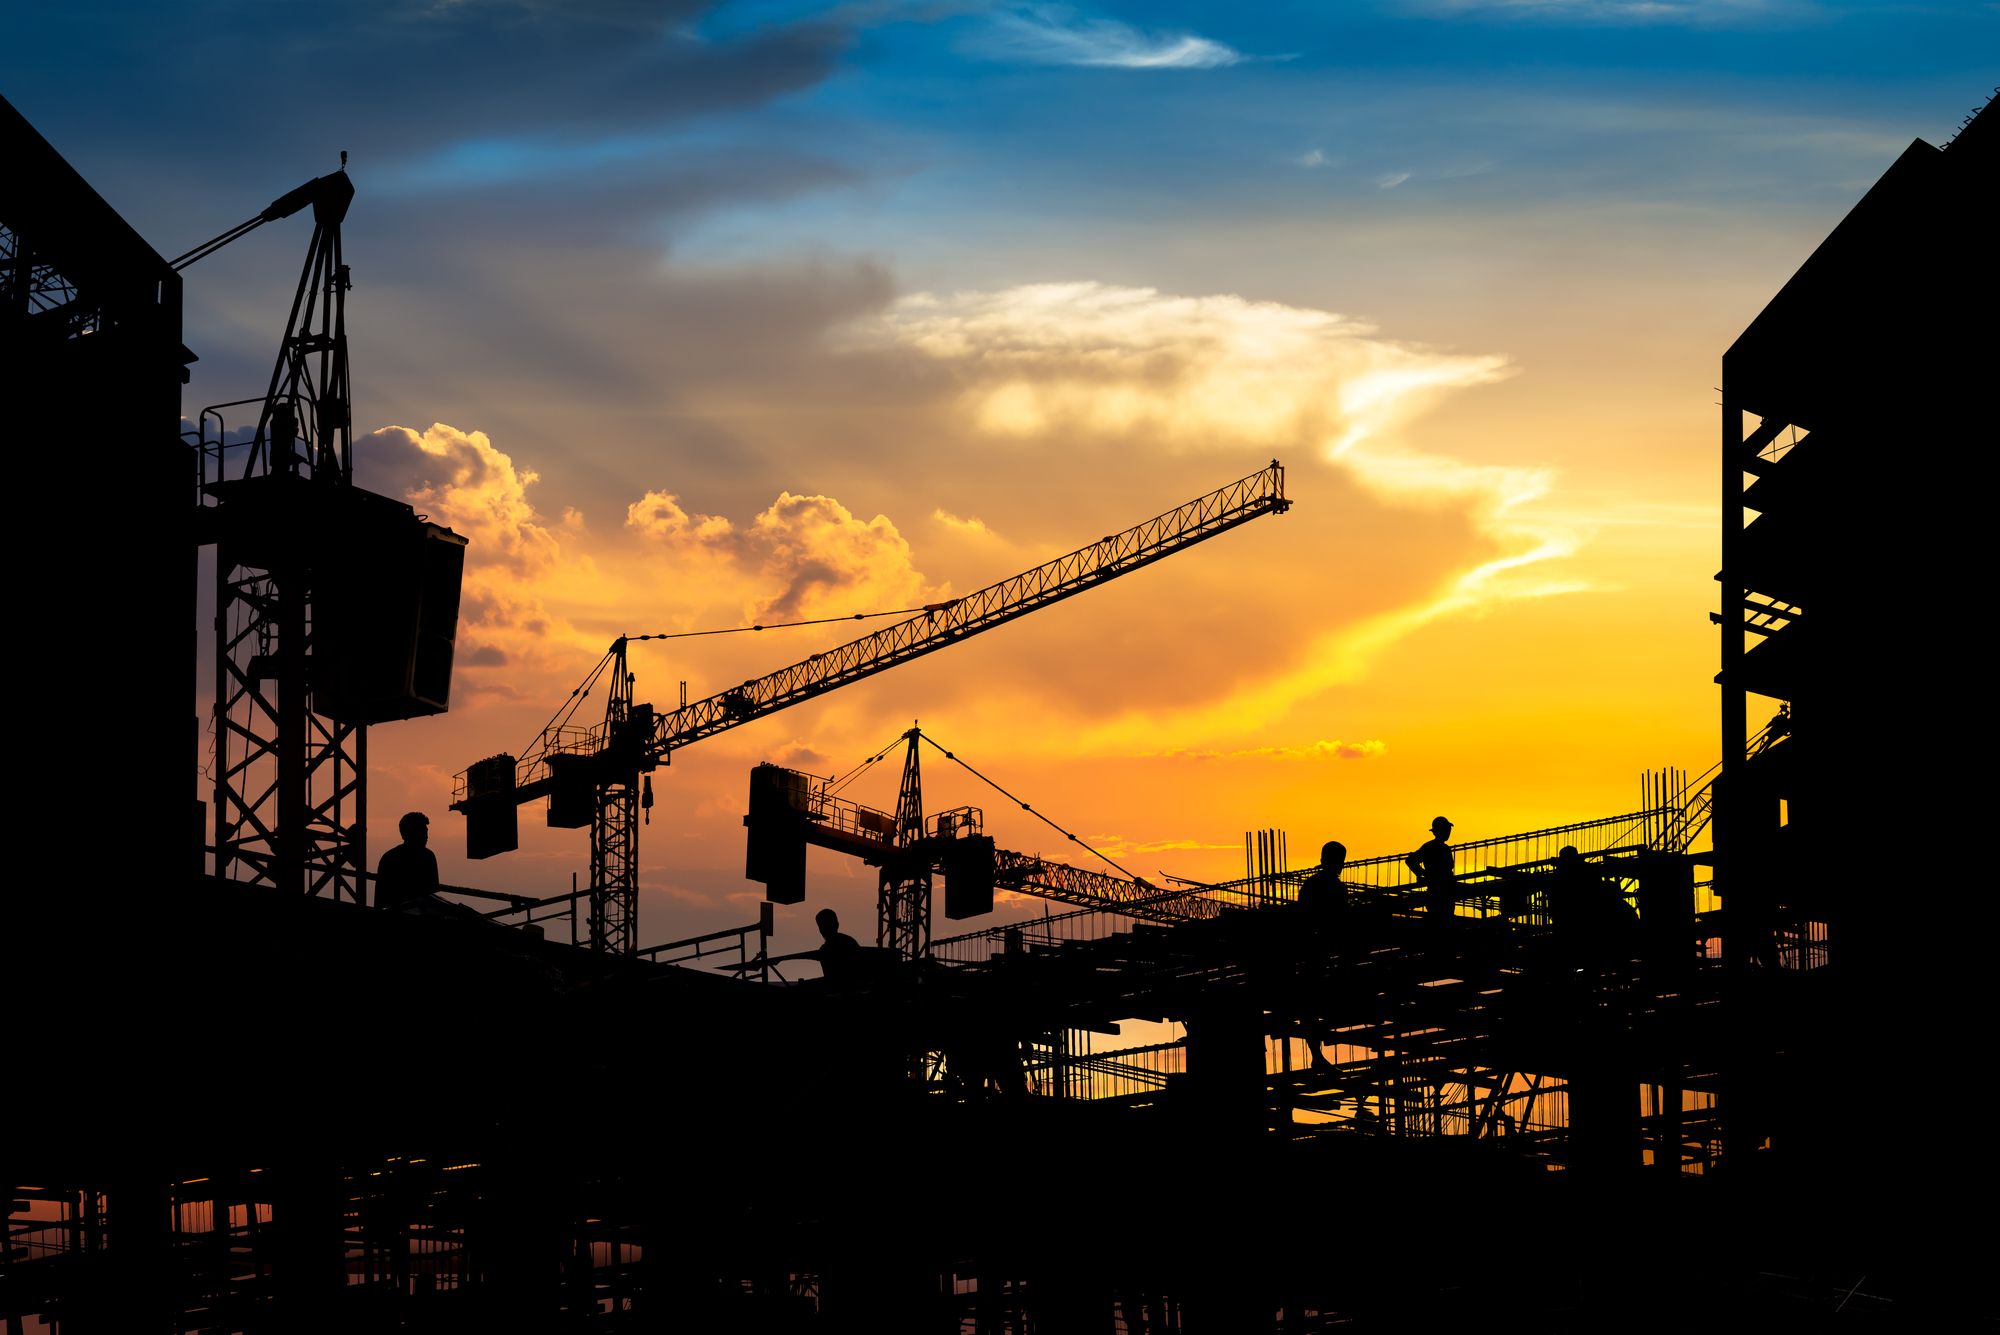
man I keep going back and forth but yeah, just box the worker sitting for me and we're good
[814,908,864,982]
[376,812,440,911]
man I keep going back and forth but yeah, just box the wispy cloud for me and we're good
[970,7,1245,68]
[1142,740,1389,761]
[1400,0,1821,25]
[933,508,1003,539]
[1074,836,1242,856]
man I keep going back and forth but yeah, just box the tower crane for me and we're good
[453,461,1289,953]
[187,161,470,899]
[746,726,1225,961]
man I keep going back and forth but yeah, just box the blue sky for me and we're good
[8,3,1988,941]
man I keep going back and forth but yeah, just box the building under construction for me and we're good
[6,87,1992,1331]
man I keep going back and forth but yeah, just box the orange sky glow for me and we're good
[346,271,1723,956]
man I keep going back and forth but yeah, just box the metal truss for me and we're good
[583,639,643,953]
[878,732,932,958]
[201,171,363,898]
[0,219,101,337]
[213,561,366,898]
[589,780,640,955]
[993,851,1221,923]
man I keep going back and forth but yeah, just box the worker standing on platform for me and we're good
[375,812,440,911]
[1405,817,1458,920]
[1294,841,1350,1075]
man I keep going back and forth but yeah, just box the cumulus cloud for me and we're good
[357,422,958,734]
[360,423,585,667]
[970,9,1245,69]
[845,281,1586,744]
[749,493,946,622]
[627,488,948,625]
[850,282,1512,457]
[627,489,740,556]
[850,278,1542,528]
[375,424,567,575]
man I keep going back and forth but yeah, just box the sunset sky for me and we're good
[8,2,1985,958]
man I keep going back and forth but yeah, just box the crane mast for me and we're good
[883,729,930,957]
[747,729,1224,961]
[454,461,1289,950]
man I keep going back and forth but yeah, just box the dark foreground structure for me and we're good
[7,90,1992,1330]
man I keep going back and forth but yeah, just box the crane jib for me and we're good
[646,461,1287,759]
[461,461,1285,804]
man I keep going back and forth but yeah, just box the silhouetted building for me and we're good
[1715,90,1991,1306]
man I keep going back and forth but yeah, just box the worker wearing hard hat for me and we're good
[1404,817,1458,921]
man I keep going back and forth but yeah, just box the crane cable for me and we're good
[517,603,950,769]
[916,733,1150,886]
[518,649,617,766]
[824,733,913,801]
[629,604,951,642]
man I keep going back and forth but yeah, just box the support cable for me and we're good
[516,649,617,762]
[916,733,1148,884]
[825,733,911,801]
[515,606,935,778]
[630,605,944,642]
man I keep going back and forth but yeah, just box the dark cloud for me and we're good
[5,1,851,162]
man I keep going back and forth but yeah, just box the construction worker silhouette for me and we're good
[376,812,440,910]
[1552,845,1637,954]
[1405,817,1457,919]
[814,908,863,982]
[1296,841,1348,917]
[1293,840,1349,1074]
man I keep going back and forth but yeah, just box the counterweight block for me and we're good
[463,754,518,859]
[943,834,996,920]
[745,763,809,904]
